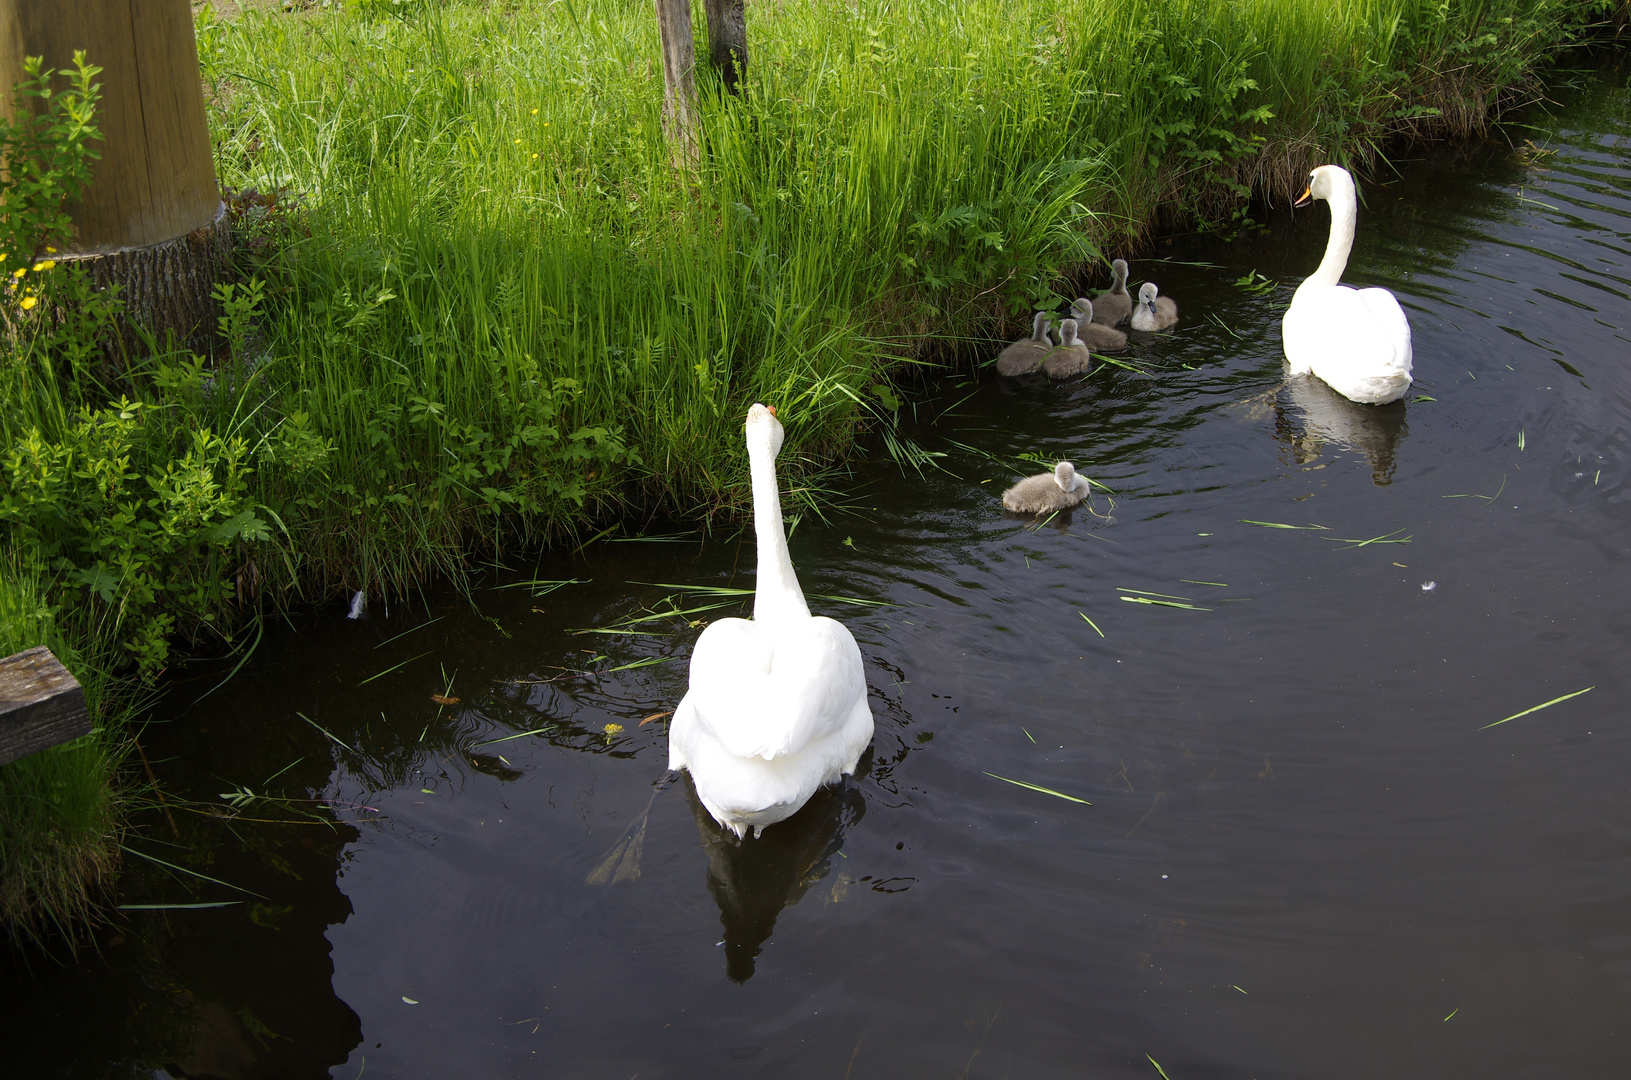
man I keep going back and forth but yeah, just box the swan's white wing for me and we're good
[683,616,865,761]
[1285,283,1414,402]
[1355,287,1413,376]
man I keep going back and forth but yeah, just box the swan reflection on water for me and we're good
[685,771,866,983]
[1229,374,1411,485]
[1281,373,1410,485]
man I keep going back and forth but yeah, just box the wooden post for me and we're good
[702,0,747,95]
[654,0,699,167]
[0,0,229,360]
[0,646,90,766]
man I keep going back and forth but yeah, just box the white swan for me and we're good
[669,404,874,839]
[1002,461,1089,513]
[1282,164,1413,405]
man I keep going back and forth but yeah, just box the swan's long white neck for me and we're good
[1309,180,1357,287]
[750,439,810,625]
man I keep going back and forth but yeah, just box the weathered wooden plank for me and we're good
[0,646,91,767]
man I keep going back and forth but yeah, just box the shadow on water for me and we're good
[8,56,1631,1080]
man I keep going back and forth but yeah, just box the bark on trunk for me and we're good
[654,0,700,168]
[68,208,232,362]
[703,0,747,95]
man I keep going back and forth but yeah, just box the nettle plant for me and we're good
[0,54,273,676]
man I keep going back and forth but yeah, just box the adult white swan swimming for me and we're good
[669,404,874,839]
[1282,164,1413,405]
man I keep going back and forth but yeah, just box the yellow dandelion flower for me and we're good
[530,152,538,159]
[12,266,25,278]
[45,246,56,253]
[34,259,54,271]
[603,723,624,735]
[514,138,522,144]
[19,296,37,310]
[531,108,539,115]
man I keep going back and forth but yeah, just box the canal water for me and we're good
[6,59,1631,1080]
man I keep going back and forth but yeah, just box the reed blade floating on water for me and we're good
[357,651,432,686]
[1479,685,1595,729]
[1324,529,1411,548]
[371,615,445,650]
[1121,597,1213,611]
[984,772,1091,805]
[119,845,269,900]
[297,711,359,755]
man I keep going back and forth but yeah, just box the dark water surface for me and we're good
[8,62,1631,1080]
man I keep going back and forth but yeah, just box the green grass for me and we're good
[0,0,1620,940]
[0,559,128,946]
[181,0,1612,596]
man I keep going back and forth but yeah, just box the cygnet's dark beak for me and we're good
[1294,183,1313,208]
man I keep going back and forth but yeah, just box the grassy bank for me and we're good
[1,0,1621,940]
[0,562,127,943]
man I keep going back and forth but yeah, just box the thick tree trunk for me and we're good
[703,0,747,95]
[73,210,232,357]
[0,0,226,362]
[654,0,699,168]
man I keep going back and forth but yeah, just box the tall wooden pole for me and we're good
[0,0,229,360]
[702,0,746,95]
[654,0,699,168]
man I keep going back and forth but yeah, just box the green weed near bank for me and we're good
[0,0,1619,939]
[190,0,1610,578]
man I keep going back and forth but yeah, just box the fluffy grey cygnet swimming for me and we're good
[1130,281,1179,331]
[1090,259,1132,326]
[1065,299,1129,351]
[996,311,1053,375]
[1042,319,1093,378]
[1001,461,1089,513]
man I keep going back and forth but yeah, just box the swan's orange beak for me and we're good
[766,405,777,417]
[1294,184,1313,208]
